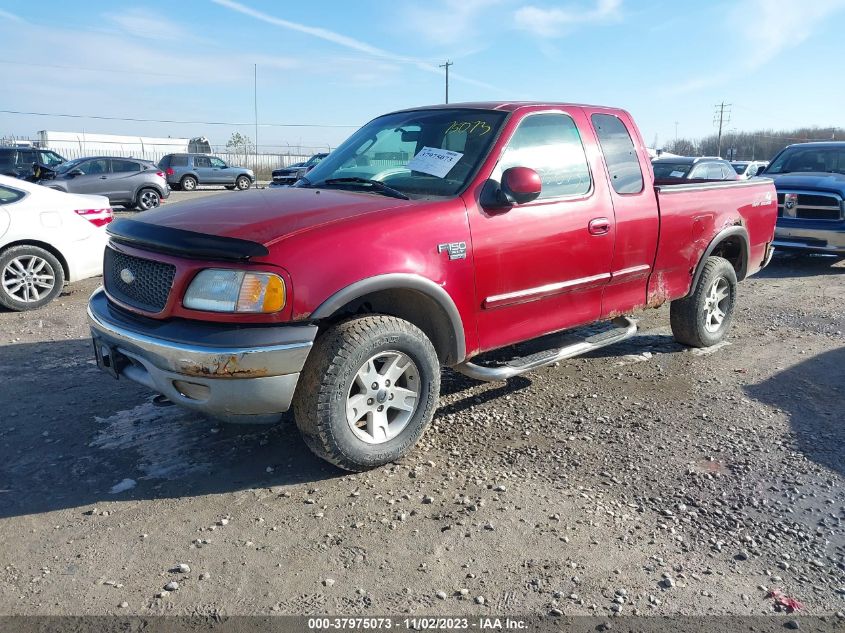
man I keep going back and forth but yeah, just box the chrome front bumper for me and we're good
[774,225,845,254]
[87,288,317,422]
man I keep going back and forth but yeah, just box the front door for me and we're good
[209,156,230,184]
[467,109,616,352]
[66,158,112,196]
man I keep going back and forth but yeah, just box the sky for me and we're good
[2,0,844,152]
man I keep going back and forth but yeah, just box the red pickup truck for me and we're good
[88,102,777,471]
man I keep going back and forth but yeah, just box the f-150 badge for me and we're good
[437,242,467,260]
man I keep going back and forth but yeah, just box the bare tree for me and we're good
[226,132,255,167]
[664,126,843,160]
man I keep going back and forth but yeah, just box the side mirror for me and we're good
[500,167,542,205]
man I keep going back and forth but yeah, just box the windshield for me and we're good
[304,154,326,167]
[39,151,65,167]
[766,146,845,175]
[298,109,508,198]
[55,158,87,174]
[652,162,692,179]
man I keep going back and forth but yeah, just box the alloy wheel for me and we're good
[2,255,56,303]
[345,351,421,444]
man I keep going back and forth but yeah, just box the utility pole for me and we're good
[254,63,258,183]
[439,60,453,104]
[713,102,731,157]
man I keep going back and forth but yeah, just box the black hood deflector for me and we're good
[107,218,269,261]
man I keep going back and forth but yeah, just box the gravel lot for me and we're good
[0,188,843,618]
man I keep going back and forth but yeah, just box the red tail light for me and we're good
[156,171,166,179]
[75,208,113,228]
[165,167,174,176]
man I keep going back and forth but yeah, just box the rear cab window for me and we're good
[653,163,692,179]
[591,113,644,194]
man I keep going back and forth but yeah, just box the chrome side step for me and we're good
[454,317,638,382]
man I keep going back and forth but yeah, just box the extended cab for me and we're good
[88,102,777,471]
[763,142,845,255]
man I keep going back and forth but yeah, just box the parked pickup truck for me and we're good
[763,142,845,255]
[88,102,777,471]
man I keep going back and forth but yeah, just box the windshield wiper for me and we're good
[313,177,409,200]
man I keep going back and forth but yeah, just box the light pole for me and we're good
[254,63,258,181]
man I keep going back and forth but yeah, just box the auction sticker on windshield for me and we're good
[407,147,463,178]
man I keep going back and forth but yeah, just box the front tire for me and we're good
[293,315,441,471]
[670,256,737,348]
[0,245,65,311]
[236,175,252,190]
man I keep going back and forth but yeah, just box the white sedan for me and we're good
[0,175,112,311]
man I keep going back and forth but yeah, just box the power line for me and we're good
[0,109,358,129]
[0,59,184,79]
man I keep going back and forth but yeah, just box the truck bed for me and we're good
[649,178,778,304]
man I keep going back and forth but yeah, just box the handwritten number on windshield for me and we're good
[445,121,492,136]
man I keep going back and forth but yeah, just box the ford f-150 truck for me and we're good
[763,142,845,255]
[88,102,777,471]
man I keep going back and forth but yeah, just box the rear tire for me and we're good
[180,175,197,191]
[135,187,161,211]
[0,245,65,311]
[293,315,440,471]
[670,256,737,347]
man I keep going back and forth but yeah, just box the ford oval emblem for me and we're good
[120,268,136,284]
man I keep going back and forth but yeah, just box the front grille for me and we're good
[796,207,841,220]
[104,247,176,313]
[777,191,842,221]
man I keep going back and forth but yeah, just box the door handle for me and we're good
[588,217,611,235]
[99,176,107,179]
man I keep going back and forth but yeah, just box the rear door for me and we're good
[109,159,143,201]
[467,108,616,352]
[588,111,659,317]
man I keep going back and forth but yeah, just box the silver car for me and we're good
[158,153,254,191]
[43,157,170,210]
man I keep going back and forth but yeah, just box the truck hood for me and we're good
[768,172,845,195]
[134,187,416,246]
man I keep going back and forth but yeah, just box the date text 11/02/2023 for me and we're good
[307,617,529,630]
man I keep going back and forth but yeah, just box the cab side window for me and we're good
[210,157,226,168]
[496,113,591,200]
[194,156,211,168]
[591,113,644,194]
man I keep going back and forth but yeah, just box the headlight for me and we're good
[183,269,285,313]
